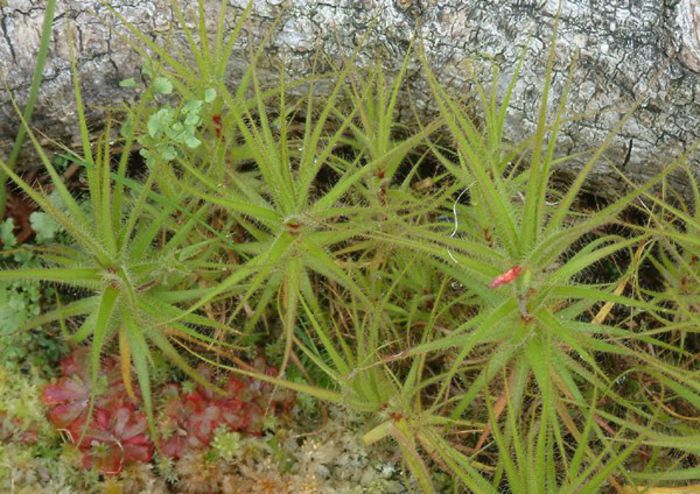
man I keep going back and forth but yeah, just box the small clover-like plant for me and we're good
[138,86,215,166]
[1,205,63,352]
[119,63,218,172]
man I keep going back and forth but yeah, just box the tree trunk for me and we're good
[1,0,699,193]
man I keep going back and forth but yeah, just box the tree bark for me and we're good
[1,0,699,193]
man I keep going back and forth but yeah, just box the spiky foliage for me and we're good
[2,2,699,492]
[0,53,232,442]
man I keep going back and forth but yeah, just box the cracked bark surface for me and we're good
[1,0,700,193]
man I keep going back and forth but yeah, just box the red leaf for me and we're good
[77,407,154,475]
[60,349,88,377]
[190,404,222,442]
[225,377,247,394]
[111,407,153,464]
[41,376,90,405]
[43,349,295,466]
[212,113,224,139]
[81,440,123,475]
[123,441,154,463]
[48,403,87,429]
[161,437,184,459]
[488,266,523,289]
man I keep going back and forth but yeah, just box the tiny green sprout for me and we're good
[181,380,196,394]
[211,426,241,462]
[183,133,201,149]
[262,414,279,432]
[264,339,284,364]
[90,441,111,459]
[1,218,16,249]
[153,77,174,94]
[182,99,204,119]
[0,280,42,334]
[204,88,217,103]
[154,454,178,483]
[118,77,137,88]
[141,60,154,78]
[29,212,60,243]
[291,378,316,413]
[183,113,200,127]
[147,108,175,138]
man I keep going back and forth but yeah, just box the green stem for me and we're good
[0,0,57,218]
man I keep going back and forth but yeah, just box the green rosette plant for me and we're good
[0,72,229,441]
